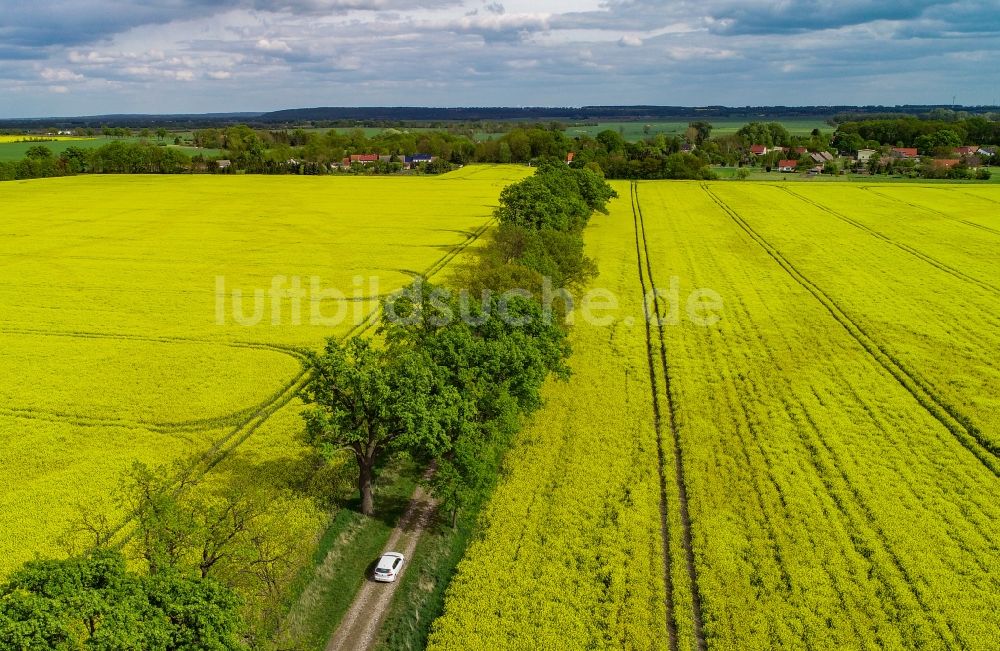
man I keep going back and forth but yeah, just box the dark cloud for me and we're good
[0,0,462,48]
[2,0,1000,116]
[699,0,945,35]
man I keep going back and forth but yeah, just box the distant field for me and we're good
[713,166,1000,183]
[558,119,830,141]
[0,165,530,574]
[0,135,93,143]
[0,136,220,161]
[280,119,831,142]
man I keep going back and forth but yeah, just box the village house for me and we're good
[349,153,379,164]
[856,148,877,162]
[891,147,919,159]
[404,153,434,168]
[750,144,787,156]
[954,145,978,156]
[777,159,798,173]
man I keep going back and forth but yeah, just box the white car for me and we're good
[373,552,405,583]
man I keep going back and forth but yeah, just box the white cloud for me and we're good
[256,38,293,52]
[41,67,84,81]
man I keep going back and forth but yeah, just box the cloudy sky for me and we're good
[2,0,999,118]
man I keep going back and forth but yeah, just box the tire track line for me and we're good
[860,186,1000,237]
[728,276,958,648]
[103,213,498,546]
[630,183,680,651]
[632,182,707,651]
[778,186,1000,296]
[701,183,1000,477]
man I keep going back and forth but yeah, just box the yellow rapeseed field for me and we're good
[0,135,93,143]
[430,181,1000,650]
[0,166,530,573]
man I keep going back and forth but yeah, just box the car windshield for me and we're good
[375,567,390,574]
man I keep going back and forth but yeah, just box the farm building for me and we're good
[350,154,379,164]
[891,147,919,159]
[404,153,435,166]
[777,160,798,172]
[856,148,876,162]
[749,144,767,155]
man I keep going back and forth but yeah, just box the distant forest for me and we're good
[2,104,998,130]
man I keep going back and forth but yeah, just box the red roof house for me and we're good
[350,154,379,164]
[750,144,767,155]
[955,146,978,155]
[777,159,798,172]
[891,147,919,159]
[794,147,808,155]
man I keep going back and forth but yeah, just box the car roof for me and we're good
[377,552,404,568]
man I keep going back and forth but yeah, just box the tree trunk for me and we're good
[358,460,375,516]
[451,506,459,529]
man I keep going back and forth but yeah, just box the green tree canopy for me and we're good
[302,337,460,516]
[0,550,244,650]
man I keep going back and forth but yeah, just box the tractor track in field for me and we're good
[631,181,707,651]
[69,213,499,547]
[720,270,959,648]
[920,184,1000,207]
[701,183,1000,478]
[859,186,1000,237]
[778,186,1000,296]
[629,183,679,651]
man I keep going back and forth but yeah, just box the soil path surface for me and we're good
[325,482,438,651]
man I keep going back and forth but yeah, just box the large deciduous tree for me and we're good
[302,337,458,516]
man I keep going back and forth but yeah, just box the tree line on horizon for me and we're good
[2,110,998,183]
